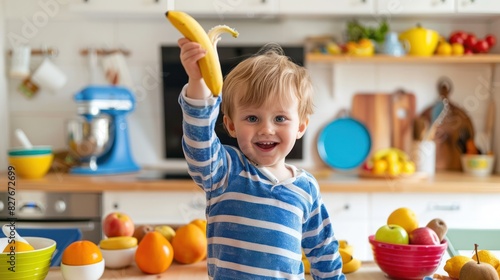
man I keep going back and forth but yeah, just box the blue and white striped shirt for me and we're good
[180,88,345,280]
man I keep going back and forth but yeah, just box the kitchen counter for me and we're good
[45,261,395,280]
[1,170,500,193]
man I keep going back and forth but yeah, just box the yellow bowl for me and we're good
[0,237,56,280]
[8,154,54,179]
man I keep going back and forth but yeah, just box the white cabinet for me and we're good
[174,0,279,17]
[457,0,500,13]
[69,0,174,17]
[377,0,455,14]
[102,191,206,225]
[322,193,371,260]
[278,0,375,16]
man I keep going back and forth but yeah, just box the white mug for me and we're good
[9,45,31,79]
[31,58,67,91]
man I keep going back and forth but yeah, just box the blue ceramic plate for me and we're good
[317,118,371,170]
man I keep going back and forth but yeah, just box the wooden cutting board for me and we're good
[391,90,417,154]
[351,93,392,159]
[351,92,416,158]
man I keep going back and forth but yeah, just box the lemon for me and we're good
[384,151,399,164]
[444,255,474,279]
[387,162,402,176]
[472,250,500,269]
[402,161,416,174]
[387,207,419,234]
[3,241,35,252]
[372,159,388,175]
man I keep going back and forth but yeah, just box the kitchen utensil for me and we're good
[2,224,30,245]
[398,24,439,56]
[420,78,475,171]
[67,86,139,175]
[391,90,416,154]
[351,93,392,159]
[424,98,450,141]
[15,128,33,149]
[413,117,428,141]
[317,110,371,170]
[411,140,436,176]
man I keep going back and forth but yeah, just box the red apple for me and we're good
[464,34,477,50]
[485,34,496,48]
[474,40,490,53]
[375,224,409,245]
[409,227,440,245]
[103,212,135,237]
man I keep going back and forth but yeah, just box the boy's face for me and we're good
[223,94,308,169]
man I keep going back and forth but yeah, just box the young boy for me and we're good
[178,38,345,279]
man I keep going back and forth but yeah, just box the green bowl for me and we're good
[8,146,52,156]
[0,237,56,280]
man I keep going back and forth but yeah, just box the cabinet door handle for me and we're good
[428,203,460,211]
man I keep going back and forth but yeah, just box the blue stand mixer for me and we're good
[68,86,140,175]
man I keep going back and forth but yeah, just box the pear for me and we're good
[459,244,499,280]
[426,218,448,242]
[154,225,176,243]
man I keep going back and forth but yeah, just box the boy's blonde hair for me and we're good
[221,44,314,122]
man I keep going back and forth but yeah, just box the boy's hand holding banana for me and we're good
[166,10,239,96]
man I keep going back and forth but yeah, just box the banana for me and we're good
[166,10,238,96]
[338,240,354,255]
[339,247,353,264]
[342,257,362,273]
[99,236,137,250]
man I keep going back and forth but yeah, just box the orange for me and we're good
[2,240,34,252]
[189,219,207,237]
[135,231,174,274]
[62,240,102,265]
[171,223,207,264]
[387,207,419,234]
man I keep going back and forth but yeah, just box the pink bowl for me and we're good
[369,235,447,280]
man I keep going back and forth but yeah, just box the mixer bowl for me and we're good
[67,115,113,170]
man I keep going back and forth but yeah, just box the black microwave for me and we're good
[161,45,305,161]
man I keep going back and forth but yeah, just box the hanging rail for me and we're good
[80,48,131,56]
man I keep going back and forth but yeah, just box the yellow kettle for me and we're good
[399,24,439,56]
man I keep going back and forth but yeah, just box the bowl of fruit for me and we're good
[370,208,448,279]
[360,148,421,179]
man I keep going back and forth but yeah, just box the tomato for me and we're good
[449,32,466,45]
[485,34,496,48]
[62,240,103,265]
[474,40,490,53]
[464,34,477,50]
[135,231,174,274]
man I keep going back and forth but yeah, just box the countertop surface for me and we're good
[2,170,500,193]
[45,261,397,280]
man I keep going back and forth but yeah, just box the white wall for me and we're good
[0,0,10,170]
[2,0,499,173]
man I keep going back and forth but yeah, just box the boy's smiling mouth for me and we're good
[255,141,278,150]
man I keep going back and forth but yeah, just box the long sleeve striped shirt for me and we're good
[179,88,345,280]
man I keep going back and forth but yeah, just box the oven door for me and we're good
[0,219,102,244]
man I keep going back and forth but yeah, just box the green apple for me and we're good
[375,224,409,245]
